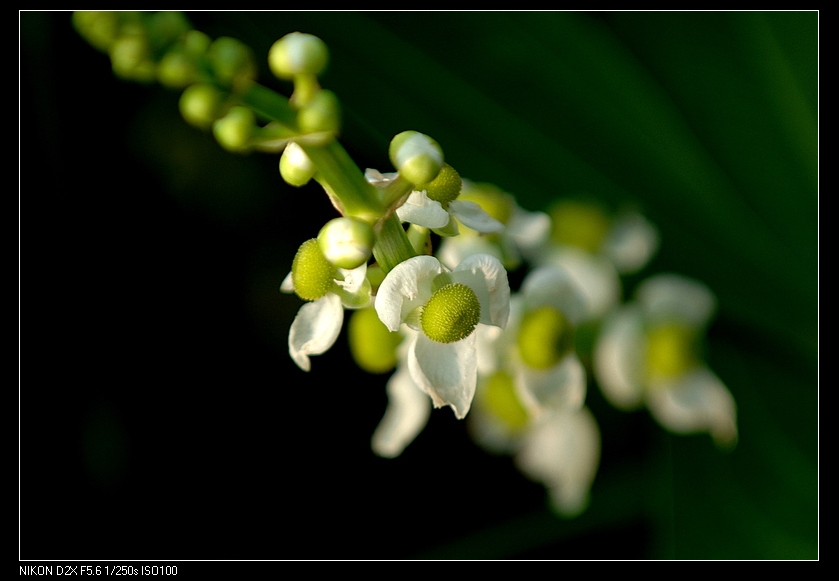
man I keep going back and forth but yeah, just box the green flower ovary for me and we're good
[420,283,481,344]
[549,200,611,254]
[483,370,529,431]
[348,307,402,374]
[645,322,699,381]
[517,305,575,370]
[291,238,337,301]
[416,163,462,206]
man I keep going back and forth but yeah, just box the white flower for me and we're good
[281,262,371,371]
[593,273,737,447]
[364,168,504,235]
[508,265,589,416]
[374,253,510,419]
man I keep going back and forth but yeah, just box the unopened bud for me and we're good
[208,36,257,90]
[297,89,341,136]
[389,131,444,186]
[317,217,374,270]
[268,32,329,80]
[279,142,316,187]
[213,106,255,152]
[179,83,226,129]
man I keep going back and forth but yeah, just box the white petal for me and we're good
[408,332,477,419]
[516,353,586,415]
[636,274,716,327]
[507,208,551,252]
[450,253,510,329]
[516,408,601,518]
[374,255,442,332]
[647,368,738,448]
[436,233,502,271]
[541,246,621,321]
[449,199,505,233]
[593,306,646,410]
[280,271,294,293]
[364,168,397,187]
[396,190,450,228]
[288,293,344,371]
[335,263,372,309]
[603,212,659,274]
[520,265,588,326]
[371,362,432,458]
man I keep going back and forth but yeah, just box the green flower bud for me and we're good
[348,307,402,374]
[212,106,255,152]
[182,30,212,57]
[109,33,156,83]
[73,11,121,52]
[157,49,200,88]
[549,200,611,254]
[645,323,699,382]
[517,305,575,370]
[268,32,329,80]
[296,89,341,136]
[389,131,444,186]
[416,163,461,206]
[483,370,529,431]
[421,283,481,344]
[207,36,257,91]
[146,11,192,51]
[179,83,226,129]
[291,239,337,301]
[279,142,316,187]
[317,217,374,270]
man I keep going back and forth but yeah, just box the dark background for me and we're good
[20,11,817,560]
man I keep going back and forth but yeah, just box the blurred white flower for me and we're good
[532,200,659,321]
[466,264,601,517]
[593,273,737,447]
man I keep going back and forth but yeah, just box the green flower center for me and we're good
[645,322,698,381]
[549,200,611,254]
[517,305,575,370]
[416,163,462,206]
[291,238,336,301]
[420,283,481,344]
[348,307,402,374]
[483,370,529,431]
[458,183,513,225]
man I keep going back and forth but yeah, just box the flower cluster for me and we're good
[74,12,738,519]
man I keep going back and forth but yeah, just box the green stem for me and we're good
[238,82,297,127]
[302,141,383,221]
[372,214,417,273]
[239,82,382,220]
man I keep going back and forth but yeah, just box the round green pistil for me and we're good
[291,238,336,301]
[420,283,481,344]
[645,323,698,381]
[416,163,462,206]
[517,305,575,370]
[484,370,529,431]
